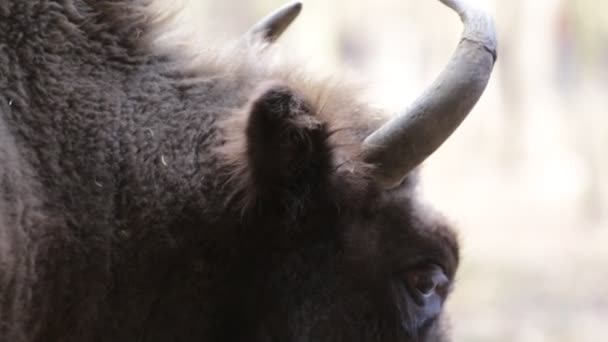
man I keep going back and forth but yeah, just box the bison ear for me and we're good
[244,83,332,204]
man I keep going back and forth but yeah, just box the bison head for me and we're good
[153,1,496,341]
[0,0,496,341]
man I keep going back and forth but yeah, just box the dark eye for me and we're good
[412,273,437,296]
[407,264,449,301]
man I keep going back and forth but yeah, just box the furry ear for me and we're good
[244,83,333,207]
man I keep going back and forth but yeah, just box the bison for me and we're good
[0,0,496,341]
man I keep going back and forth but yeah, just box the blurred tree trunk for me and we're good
[496,0,525,173]
[556,0,606,225]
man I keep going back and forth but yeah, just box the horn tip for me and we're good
[249,1,303,43]
[291,1,303,10]
[439,0,498,62]
[284,1,303,18]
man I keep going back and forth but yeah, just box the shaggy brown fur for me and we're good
[0,1,459,341]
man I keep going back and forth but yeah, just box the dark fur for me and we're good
[0,1,459,341]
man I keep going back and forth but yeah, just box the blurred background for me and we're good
[166,0,607,340]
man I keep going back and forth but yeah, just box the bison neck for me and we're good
[0,2,245,341]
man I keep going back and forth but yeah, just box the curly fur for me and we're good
[0,1,460,341]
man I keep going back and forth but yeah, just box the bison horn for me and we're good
[362,0,497,188]
[247,1,302,43]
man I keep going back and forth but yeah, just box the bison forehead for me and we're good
[340,187,459,279]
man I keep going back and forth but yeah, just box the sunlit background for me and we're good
[162,0,608,340]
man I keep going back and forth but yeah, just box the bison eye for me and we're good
[412,274,436,296]
[407,264,449,303]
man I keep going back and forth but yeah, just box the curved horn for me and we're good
[247,1,302,43]
[362,0,498,188]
